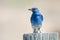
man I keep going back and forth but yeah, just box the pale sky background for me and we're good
[0,0,60,40]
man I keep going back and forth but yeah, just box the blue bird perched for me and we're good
[28,8,43,33]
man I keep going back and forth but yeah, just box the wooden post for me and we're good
[23,32,59,40]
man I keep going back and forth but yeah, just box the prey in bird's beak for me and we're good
[28,9,32,11]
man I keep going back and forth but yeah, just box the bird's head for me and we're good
[28,8,39,13]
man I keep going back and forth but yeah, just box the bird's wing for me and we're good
[36,13,43,22]
[40,14,43,21]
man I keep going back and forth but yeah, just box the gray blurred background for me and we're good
[0,0,60,40]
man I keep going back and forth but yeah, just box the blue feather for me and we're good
[30,8,43,28]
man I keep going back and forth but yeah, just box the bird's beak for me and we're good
[28,9,32,11]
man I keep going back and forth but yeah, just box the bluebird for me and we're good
[28,8,43,33]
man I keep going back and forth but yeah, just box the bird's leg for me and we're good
[38,28,41,33]
[40,29,41,33]
[33,27,38,33]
